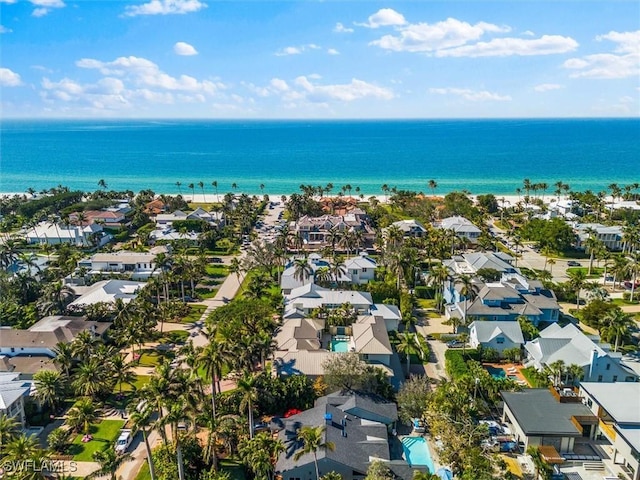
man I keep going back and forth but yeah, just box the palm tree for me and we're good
[3,434,46,475]
[111,355,136,394]
[567,269,587,310]
[626,252,640,302]
[198,341,225,422]
[88,448,132,480]
[176,181,182,195]
[0,414,20,455]
[293,426,336,480]
[237,372,258,438]
[567,363,584,386]
[53,342,75,378]
[72,360,108,398]
[128,401,157,480]
[602,308,634,352]
[428,179,437,196]
[67,398,98,434]
[293,257,312,284]
[583,227,601,275]
[229,257,244,284]
[396,332,423,377]
[198,181,206,203]
[98,179,108,190]
[33,370,66,412]
[211,180,219,201]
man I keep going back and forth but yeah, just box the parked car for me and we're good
[567,261,581,267]
[447,340,464,348]
[210,257,223,264]
[115,429,133,454]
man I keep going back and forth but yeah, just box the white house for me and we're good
[524,323,639,383]
[388,219,428,238]
[0,372,31,430]
[68,279,146,308]
[579,382,640,480]
[25,221,111,247]
[437,216,482,243]
[283,284,373,319]
[469,321,524,354]
[78,251,159,280]
[574,223,623,251]
[155,208,224,227]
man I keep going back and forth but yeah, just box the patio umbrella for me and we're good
[436,467,453,480]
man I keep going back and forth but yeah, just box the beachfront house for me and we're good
[501,388,597,453]
[388,219,428,238]
[579,382,640,480]
[290,210,376,252]
[436,216,482,243]
[154,208,224,228]
[524,323,639,383]
[77,251,159,280]
[0,372,32,431]
[276,391,413,480]
[468,321,524,355]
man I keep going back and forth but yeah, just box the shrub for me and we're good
[48,427,71,454]
[480,347,500,363]
[414,286,435,299]
[445,350,469,379]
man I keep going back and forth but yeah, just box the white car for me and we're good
[115,429,133,454]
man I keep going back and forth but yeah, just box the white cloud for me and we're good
[334,22,353,34]
[0,0,17,3]
[357,8,406,29]
[174,41,198,56]
[563,30,640,79]
[76,55,224,95]
[294,76,394,102]
[436,35,578,57]
[275,44,323,56]
[0,24,12,33]
[28,0,65,16]
[327,48,340,55]
[534,83,563,92]
[370,17,510,53]
[269,78,289,92]
[429,87,511,102]
[124,0,206,17]
[0,67,22,87]
[522,30,535,37]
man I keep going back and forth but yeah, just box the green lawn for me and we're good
[205,264,229,277]
[179,304,207,323]
[219,458,247,480]
[137,350,174,367]
[611,298,640,306]
[114,375,152,393]
[566,267,604,278]
[69,420,125,462]
[134,461,151,480]
[159,330,190,344]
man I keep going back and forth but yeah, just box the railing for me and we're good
[599,419,617,441]
[570,416,584,435]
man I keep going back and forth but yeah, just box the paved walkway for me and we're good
[415,312,451,380]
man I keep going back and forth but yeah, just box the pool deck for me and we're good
[483,362,530,387]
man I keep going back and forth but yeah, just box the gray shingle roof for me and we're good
[470,321,524,344]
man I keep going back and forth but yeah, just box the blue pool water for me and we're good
[485,366,506,379]
[402,436,435,471]
[330,339,349,353]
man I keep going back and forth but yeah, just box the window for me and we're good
[613,376,618,382]
[606,363,610,370]
[362,268,367,272]
[597,375,603,382]
[587,398,593,407]
[496,337,505,344]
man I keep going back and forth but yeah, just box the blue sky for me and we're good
[1,0,638,118]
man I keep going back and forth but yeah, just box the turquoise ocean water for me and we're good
[1,119,639,196]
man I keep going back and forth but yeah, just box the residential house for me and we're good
[446,274,560,326]
[388,219,428,238]
[574,223,623,251]
[155,208,224,228]
[0,316,110,358]
[280,253,377,294]
[76,210,127,226]
[501,388,597,453]
[276,391,407,480]
[0,372,31,430]
[579,382,640,480]
[283,284,373,320]
[291,210,376,251]
[468,321,524,354]
[442,252,517,279]
[437,216,482,243]
[149,228,200,245]
[25,221,111,247]
[68,279,146,308]
[78,251,159,280]
[0,355,58,378]
[524,323,639,383]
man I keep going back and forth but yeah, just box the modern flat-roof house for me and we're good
[501,388,597,453]
[280,253,377,294]
[276,391,403,480]
[25,221,111,247]
[468,321,524,354]
[68,279,146,308]
[437,216,482,243]
[78,251,159,280]
[0,372,32,430]
[579,382,640,480]
[574,223,623,251]
[524,323,639,383]
[0,316,110,358]
[446,274,560,326]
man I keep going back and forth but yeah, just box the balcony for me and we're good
[598,419,617,441]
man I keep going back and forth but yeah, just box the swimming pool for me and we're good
[330,339,349,352]
[485,365,506,379]
[402,436,435,472]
